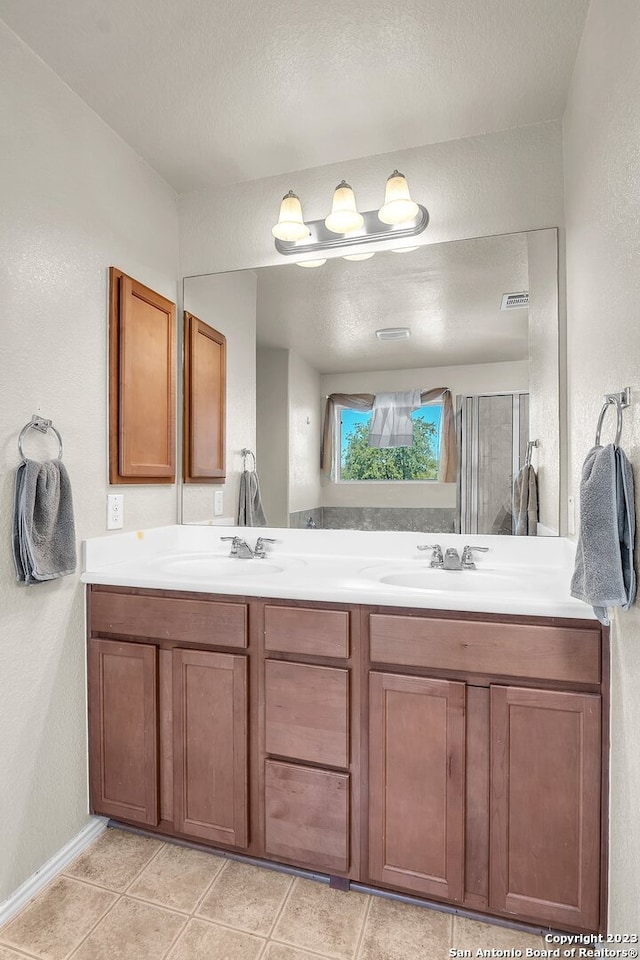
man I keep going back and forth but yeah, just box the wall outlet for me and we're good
[214,489,224,516]
[107,494,124,530]
[568,495,576,537]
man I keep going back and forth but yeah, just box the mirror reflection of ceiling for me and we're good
[255,234,529,374]
[0,0,589,191]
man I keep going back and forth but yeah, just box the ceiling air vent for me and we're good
[501,291,529,310]
[376,327,411,341]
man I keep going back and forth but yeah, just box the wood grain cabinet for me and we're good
[183,312,226,482]
[109,268,176,483]
[489,685,601,931]
[87,587,607,934]
[368,672,466,902]
[88,589,249,851]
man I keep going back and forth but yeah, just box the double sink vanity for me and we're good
[82,526,607,935]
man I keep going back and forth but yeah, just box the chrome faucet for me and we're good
[417,544,444,568]
[220,535,278,559]
[461,545,490,569]
[220,536,255,559]
[254,537,277,558]
[443,547,463,570]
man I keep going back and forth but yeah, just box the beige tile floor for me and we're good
[0,828,547,960]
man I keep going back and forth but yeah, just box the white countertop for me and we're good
[81,525,595,621]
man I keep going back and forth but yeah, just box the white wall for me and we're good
[182,272,257,525]
[0,22,179,902]
[179,122,564,276]
[256,347,289,527]
[321,361,529,509]
[287,352,322,515]
[563,0,640,933]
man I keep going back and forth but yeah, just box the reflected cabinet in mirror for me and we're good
[182,228,560,536]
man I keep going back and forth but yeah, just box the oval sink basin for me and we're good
[149,553,286,579]
[378,569,522,592]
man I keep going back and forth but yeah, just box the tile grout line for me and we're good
[352,894,373,960]
[121,838,168,894]
[0,943,45,960]
[262,873,296,940]
[190,854,230,919]
[62,893,123,960]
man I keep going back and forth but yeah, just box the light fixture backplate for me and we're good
[274,205,429,256]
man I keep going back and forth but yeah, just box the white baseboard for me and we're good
[0,816,108,927]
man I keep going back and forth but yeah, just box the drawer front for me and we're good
[264,605,349,658]
[369,614,600,685]
[264,760,350,873]
[265,660,349,768]
[90,590,247,648]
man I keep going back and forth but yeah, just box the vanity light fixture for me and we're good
[295,259,327,268]
[390,245,419,254]
[272,172,428,258]
[376,327,411,341]
[343,252,376,261]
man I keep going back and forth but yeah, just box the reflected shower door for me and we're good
[459,392,529,535]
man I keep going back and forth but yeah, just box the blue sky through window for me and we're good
[339,404,442,479]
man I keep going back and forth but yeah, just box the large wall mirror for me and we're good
[181,228,560,536]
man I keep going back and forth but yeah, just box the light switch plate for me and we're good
[214,490,224,516]
[107,494,124,530]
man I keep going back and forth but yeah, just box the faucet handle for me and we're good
[461,544,489,568]
[417,544,443,567]
[220,535,241,556]
[254,536,278,557]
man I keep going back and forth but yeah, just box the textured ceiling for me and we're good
[255,233,530,373]
[0,0,589,193]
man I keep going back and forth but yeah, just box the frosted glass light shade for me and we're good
[272,191,309,241]
[295,259,327,268]
[324,181,364,234]
[343,252,376,261]
[378,170,419,225]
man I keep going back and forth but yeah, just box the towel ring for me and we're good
[241,447,256,471]
[18,416,64,461]
[595,396,623,447]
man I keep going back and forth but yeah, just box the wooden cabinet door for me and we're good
[172,649,248,848]
[109,267,175,483]
[490,686,601,931]
[183,312,226,482]
[88,638,158,825]
[369,672,466,901]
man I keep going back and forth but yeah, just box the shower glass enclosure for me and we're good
[459,391,529,535]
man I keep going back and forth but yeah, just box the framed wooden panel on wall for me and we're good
[183,312,226,483]
[109,267,176,483]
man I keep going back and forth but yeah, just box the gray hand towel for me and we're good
[237,469,267,526]
[570,444,636,625]
[513,463,539,536]
[12,459,77,584]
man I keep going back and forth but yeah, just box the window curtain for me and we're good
[321,388,458,482]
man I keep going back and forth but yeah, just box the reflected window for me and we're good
[337,404,442,481]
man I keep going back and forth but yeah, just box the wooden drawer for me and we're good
[90,589,247,648]
[265,660,349,768]
[264,760,349,873]
[264,605,349,658]
[369,614,600,685]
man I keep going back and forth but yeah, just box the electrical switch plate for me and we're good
[107,494,124,530]
[568,495,576,537]
[214,490,224,516]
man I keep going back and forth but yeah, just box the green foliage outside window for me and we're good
[341,417,439,480]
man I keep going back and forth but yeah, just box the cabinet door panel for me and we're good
[265,760,349,873]
[88,638,158,825]
[109,268,175,482]
[183,313,226,481]
[490,686,601,931]
[369,672,465,901]
[173,649,247,847]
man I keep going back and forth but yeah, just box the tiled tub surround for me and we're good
[288,507,456,532]
[82,523,592,619]
[0,828,549,960]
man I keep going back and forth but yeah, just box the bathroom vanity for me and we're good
[83,527,608,935]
